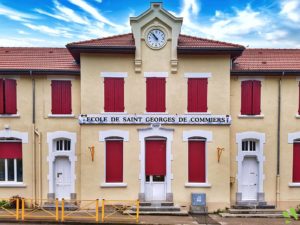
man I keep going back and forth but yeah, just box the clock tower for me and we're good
[130,2,183,73]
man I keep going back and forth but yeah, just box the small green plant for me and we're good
[0,200,10,209]
[283,207,299,224]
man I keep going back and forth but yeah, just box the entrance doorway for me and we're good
[54,157,71,200]
[241,157,258,201]
[145,139,166,201]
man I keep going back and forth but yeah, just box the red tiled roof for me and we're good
[67,33,244,49]
[0,47,79,72]
[233,49,300,71]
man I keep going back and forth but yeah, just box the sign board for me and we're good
[79,114,231,125]
[191,193,206,206]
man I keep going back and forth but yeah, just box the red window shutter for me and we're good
[106,140,123,182]
[145,140,166,176]
[298,82,300,115]
[104,78,115,112]
[241,80,253,115]
[4,79,17,114]
[188,78,208,112]
[114,78,124,112]
[146,78,165,112]
[51,81,62,114]
[293,143,300,182]
[61,81,72,114]
[188,79,196,112]
[0,79,4,114]
[252,80,261,115]
[0,142,22,159]
[188,140,205,182]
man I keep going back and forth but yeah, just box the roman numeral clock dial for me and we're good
[146,29,166,49]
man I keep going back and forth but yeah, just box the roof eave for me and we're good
[0,69,80,75]
[177,47,245,58]
[231,70,300,76]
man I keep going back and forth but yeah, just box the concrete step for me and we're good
[232,205,276,209]
[228,208,283,214]
[220,213,284,218]
[132,206,181,212]
[139,201,174,207]
[43,202,78,211]
[124,209,189,216]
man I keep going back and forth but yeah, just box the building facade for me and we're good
[0,3,300,211]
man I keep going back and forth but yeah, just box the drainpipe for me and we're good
[276,72,284,208]
[34,129,42,205]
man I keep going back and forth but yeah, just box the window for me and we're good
[188,139,206,183]
[187,78,208,112]
[105,139,123,182]
[55,139,71,151]
[51,80,72,114]
[242,140,257,151]
[146,78,166,112]
[0,141,22,182]
[0,79,17,114]
[104,78,124,112]
[241,80,261,115]
[293,142,300,182]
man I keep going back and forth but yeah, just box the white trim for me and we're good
[0,76,19,80]
[144,72,168,78]
[100,72,128,78]
[101,112,128,115]
[295,115,300,119]
[184,182,211,188]
[138,126,173,198]
[0,182,26,187]
[239,77,264,81]
[184,73,212,78]
[295,78,300,82]
[100,182,127,188]
[288,132,300,143]
[0,114,20,118]
[0,129,28,143]
[183,130,213,142]
[47,131,77,198]
[48,114,75,118]
[289,182,300,187]
[236,132,265,199]
[185,112,211,115]
[99,130,129,142]
[144,112,168,115]
[47,77,75,80]
[238,114,264,119]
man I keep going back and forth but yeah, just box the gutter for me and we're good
[231,70,300,76]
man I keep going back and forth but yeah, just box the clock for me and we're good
[146,29,166,49]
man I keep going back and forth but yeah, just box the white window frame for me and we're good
[0,158,22,183]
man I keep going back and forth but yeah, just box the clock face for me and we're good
[146,29,166,49]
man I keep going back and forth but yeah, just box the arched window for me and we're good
[188,137,206,183]
[105,137,123,183]
[293,139,300,182]
[54,139,71,151]
[241,139,258,152]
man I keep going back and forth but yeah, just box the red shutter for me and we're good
[104,78,115,112]
[0,79,4,114]
[0,142,22,159]
[4,79,17,114]
[252,80,261,115]
[188,78,208,112]
[61,81,72,114]
[188,140,205,182]
[51,81,62,114]
[298,82,300,115]
[146,78,165,112]
[198,78,208,112]
[188,79,196,112]
[293,143,300,182]
[114,78,124,112]
[146,78,154,112]
[106,140,123,182]
[241,80,253,115]
[145,140,166,176]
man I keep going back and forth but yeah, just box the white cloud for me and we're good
[280,0,300,22]
[94,0,102,3]
[0,37,65,47]
[17,30,29,35]
[0,4,36,22]
[23,23,73,38]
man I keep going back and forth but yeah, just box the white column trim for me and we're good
[47,131,77,196]
[144,72,168,78]
[184,73,212,78]
[182,130,213,142]
[239,77,265,81]
[236,131,265,194]
[100,72,128,78]
[0,129,28,143]
[99,130,129,142]
[288,132,300,143]
[138,126,173,194]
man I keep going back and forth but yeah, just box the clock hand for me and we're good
[151,32,159,41]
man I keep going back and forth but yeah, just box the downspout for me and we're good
[31,70,37,204]
[276,72,284,208]
[34,129,42,205]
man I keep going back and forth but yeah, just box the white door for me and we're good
[241,157,258,201]
[145,175,166,201]
[54,157,71,200]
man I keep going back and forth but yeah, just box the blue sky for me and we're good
[0,0,299,48]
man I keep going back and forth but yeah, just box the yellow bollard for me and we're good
[16,198,19,220]
[136,200,140,223]
[95,199,99,222]
[55,198,59,221]
[61,198,65,222]
[101,199,105,222]
[21,198,25,221]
